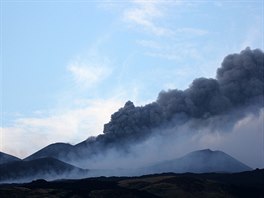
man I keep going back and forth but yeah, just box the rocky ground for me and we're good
[0,169,263,198]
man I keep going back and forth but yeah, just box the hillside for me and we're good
[143,149,252,174]
[0,157,88,183]
[0,152,21,165]
[24,143,73,161]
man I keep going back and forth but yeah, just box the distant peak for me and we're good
[184,149,216,158]
[197,149,213,153]
[49,142,72,146]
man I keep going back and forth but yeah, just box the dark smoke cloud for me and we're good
[217,48,264,104]
[101,48,263,146]
[26,48,263,169]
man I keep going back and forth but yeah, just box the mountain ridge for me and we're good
[1,148,252,183]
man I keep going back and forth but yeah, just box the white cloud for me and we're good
[1,98,124,158]
[122,0,173,36]
[122,1,208,37]
[67,61,111,89]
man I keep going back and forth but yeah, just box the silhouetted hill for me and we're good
[0,157,88,183]
[0,169,263,198]
[0,152,21,165]
[24,143,73,161]
[143,149,252,174]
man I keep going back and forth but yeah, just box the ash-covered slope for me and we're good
[144,149,252,174]
[0,152,21,165]
[0,157,88,183]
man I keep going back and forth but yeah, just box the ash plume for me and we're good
[25,48,264,170]
[100,47,263,146]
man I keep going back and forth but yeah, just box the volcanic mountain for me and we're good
[142,149,252,174]
[0,148,252,183]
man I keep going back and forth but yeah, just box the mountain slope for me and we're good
[24,139,105,164]
[24,143,73,161]
[143,149,252,174]
[0,157,88,183]
[0,152,21,165]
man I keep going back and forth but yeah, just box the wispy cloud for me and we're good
[67,60,112,89]
[122,0,173,36]
[122,0,208,38]
[1,98,124,158]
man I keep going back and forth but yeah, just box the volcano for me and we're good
[143,149,252,174]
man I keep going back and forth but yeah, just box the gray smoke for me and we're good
[23,48,263,171]
[100,47,263,147]
[3,47,262,183]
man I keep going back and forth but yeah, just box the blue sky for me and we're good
[1,0,263,165]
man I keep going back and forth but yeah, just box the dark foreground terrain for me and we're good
[0,169,263,198]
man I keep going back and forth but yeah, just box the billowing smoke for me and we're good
[98,48,263,147]
[25,48,264,171]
